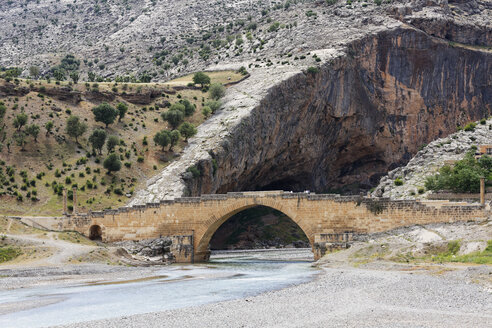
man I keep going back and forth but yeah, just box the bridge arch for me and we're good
[89,224,102,241]
[194,200,315,261]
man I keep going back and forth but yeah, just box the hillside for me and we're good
[0,0,490,210]
[0,0,336,81]
[0,71,244,215]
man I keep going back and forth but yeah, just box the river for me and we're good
[0,248,317,328]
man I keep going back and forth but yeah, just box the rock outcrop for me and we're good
[114,238,174,264]
[372,117,492,199]
[191,28,491,195]
[130,20,491,204]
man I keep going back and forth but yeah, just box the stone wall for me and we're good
[427,193,492,202]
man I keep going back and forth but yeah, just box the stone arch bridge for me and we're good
[35,191,488,262]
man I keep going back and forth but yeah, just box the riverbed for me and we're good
[0,248,317,328]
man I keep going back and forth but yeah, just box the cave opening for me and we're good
[209,205,311,251]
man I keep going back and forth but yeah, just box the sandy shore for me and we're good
[54,264,492,328]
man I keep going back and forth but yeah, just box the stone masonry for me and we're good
[29,191,490,262]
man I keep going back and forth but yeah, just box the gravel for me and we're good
[56,266,492,328]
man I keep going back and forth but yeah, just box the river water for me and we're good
[0,248,317,328]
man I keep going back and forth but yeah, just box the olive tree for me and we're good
[65,115,87,143]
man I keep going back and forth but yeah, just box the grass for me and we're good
[163,70,244,86]
[57,231,97,246]
[428,240,492,265]
[0,246,22,263]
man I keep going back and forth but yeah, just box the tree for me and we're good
[161,109,184,129]
[70,71,79,84]
[153,130,171,151]
[116,102,128,121]
[14,132,27,151]
[192,72,211,88]
[179,122,197,141]
[45,121,54,136]
[53,68,66,81]
[29,66,40,79]
[180,99,195,116]
[0,102,6,122]
[169,130,181,151]
[204,100,221,113]
[169,103,185,113]
[89,129,107,154]
[92,103,118,128]
[425,150,489,193]
[202,106,212,118]
[139,73,151,83]
[13,113,28,131]
[103,153,122,174]
[209,83,226,100]
[88,71,96,82]
[65,115,87,143]
[25,124,40,142]
[106,135,119,153]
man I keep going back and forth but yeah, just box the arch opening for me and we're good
[196,205,313,261]
[210,206,310,250]
[89,225,102,241]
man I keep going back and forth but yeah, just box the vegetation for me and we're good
[209,83,226,100]
[92,103,119,128]
[153,130,171,151]
[65,115,87,143]
[161,105,185,129]
[394,178,403,186]
[103,153,122,174]
[179,122,197,141]
[0,70,240,215]
[88,129,107,154]
[192,72,211,88]
[428,240,492,265]
[0,246,22,263]
[116,102,128,121]
[425,150,492,193]
[307,66,319,74]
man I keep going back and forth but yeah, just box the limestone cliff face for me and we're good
[186,27,491,195]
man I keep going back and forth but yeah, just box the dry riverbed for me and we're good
[0,219,491,328]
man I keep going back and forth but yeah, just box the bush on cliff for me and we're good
[425,150,492,193]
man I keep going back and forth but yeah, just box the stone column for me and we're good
[63,188,68,215]
[480,177,485,206]
[72,186,78,215]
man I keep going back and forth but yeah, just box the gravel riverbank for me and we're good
[57,264,492,328]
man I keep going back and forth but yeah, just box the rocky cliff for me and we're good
[120,0,492,205]
[190,28,491,195]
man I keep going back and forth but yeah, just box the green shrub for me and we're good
[187,166,201,178]
[0,247,22,263]
[425,150,490,193]
[463,122,477,132]
[306,66,319,74]
[394,178,403,186]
